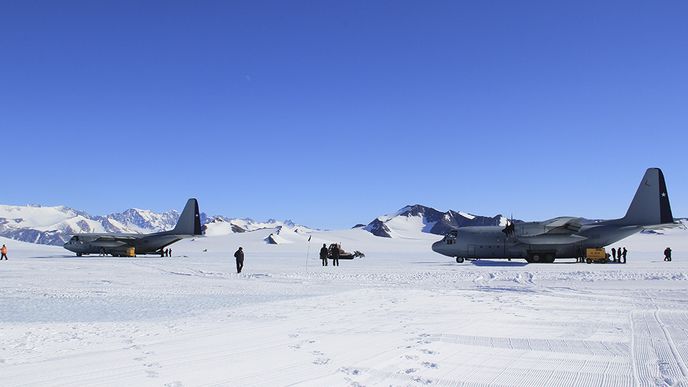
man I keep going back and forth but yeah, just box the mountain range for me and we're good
[0,202,512,246]
[0,204,305,246]
[5,202,680,247]
[362,204,508,238]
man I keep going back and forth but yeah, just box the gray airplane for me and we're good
[432,168,675,263]
[64,198,202,257]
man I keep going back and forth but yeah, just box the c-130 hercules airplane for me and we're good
[64,198,202,257]
[432,168,676,263]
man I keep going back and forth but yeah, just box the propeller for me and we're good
[502,212,516,237]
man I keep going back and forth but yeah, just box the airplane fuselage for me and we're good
[63,232,186,256]
[431,221,642,262]
[63,198,202,257]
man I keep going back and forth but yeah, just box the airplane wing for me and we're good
[515,217,586,245]
[87,235,137,248]
[539,217,583,234]
[517,234,588,245]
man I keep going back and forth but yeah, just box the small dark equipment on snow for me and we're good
[328,243,364,260]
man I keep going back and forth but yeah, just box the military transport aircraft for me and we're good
[432,168,675,263]
[64,198,202,257]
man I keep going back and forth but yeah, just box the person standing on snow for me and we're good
[0,244,7,260]
[234,247,245,273]
[331,244,340,267]
[320,244,328,266]
[621,247,627,264]
[611,247,617,262]
[664,247,672,262]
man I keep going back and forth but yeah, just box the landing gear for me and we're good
[526,253,542,263]
[526,253,555,263]
[456,257,465,263]
[76,253,82,257]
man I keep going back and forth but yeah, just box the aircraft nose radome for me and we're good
[432,241,444,255]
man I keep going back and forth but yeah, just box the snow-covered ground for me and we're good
[1,226,687,386]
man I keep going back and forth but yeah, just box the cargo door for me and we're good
[468,245,476,258]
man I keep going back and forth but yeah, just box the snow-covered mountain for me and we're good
[4,202,683,246]
[202,216,313,236]
[364,204,508,238]
[0,204,185,245]
[0,204,309,246]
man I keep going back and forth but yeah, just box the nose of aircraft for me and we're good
[432,240,446,256]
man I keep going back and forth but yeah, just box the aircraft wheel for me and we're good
[76,253,82,257]
[586,258,592,264]
[456,257,465,263]
[529,254,542,263]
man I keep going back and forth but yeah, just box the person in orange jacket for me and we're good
[1,244,7,260]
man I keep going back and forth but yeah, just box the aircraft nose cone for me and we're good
[432,241,445,255]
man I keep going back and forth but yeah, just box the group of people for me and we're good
[319,243,339,266]
[162,248,173,257]
[611,247,628,263]
[232,243,341,274]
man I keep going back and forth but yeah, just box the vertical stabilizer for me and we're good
[172,198,202,235]
[620,168,673,226]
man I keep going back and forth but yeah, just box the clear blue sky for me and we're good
[1,1,686,228]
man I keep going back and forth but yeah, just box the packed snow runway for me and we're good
[1,227,687,386]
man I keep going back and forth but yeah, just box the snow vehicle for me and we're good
[328,243,364,260]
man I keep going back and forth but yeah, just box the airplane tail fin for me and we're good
[172,198,202,235]
[619,168,674,226]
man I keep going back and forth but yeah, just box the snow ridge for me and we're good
[364,204,506,238]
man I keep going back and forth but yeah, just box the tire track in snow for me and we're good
[630,291,688,386]
[428,333,629,357]
[652,310,688,379]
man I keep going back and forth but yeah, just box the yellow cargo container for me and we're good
[586,248,607,263]
[126,247,136,257]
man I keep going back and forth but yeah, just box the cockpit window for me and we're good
[445,230,458,244]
